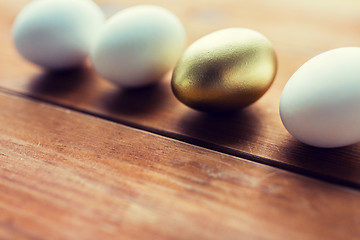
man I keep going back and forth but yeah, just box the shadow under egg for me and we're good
[100,81,168,116]
[283,139,360,184]
[177,107,261,145]
[29,66,92,95]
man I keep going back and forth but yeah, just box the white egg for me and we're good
[280,47,360,148]
[90,5,186,88]
[13,0,105,70]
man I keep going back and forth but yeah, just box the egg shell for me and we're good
[90,5,186,88]
[280,47,360,148]
[13,0,105,70]
[171,28,277,112]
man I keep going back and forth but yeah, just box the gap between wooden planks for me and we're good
[0,91,359,240]
[1,0,360,188]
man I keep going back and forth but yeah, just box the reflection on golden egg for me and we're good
[171,28,277,112]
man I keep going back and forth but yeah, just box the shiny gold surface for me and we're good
[171,28,277,112]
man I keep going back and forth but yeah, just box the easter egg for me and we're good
[13,0,105,70]
[280,47,360,148]
[171,28,277,112]
[91,5,186,88]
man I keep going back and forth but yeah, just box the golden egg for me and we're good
[171,28,277,112]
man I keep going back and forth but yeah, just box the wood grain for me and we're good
[1,0,359,187]
[0,91,359,240]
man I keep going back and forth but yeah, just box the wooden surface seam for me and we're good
[0,91,359,240]
[0,86,358,191]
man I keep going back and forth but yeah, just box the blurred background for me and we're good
[2,0,360,90]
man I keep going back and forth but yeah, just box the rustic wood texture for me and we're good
[0,92,359,240]
[1,0,360,239]
[1,0,360,187]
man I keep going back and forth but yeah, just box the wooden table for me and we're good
[1,0,359,239]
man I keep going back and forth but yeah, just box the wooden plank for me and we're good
[0,91,359,240]
[1,0,360,187]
